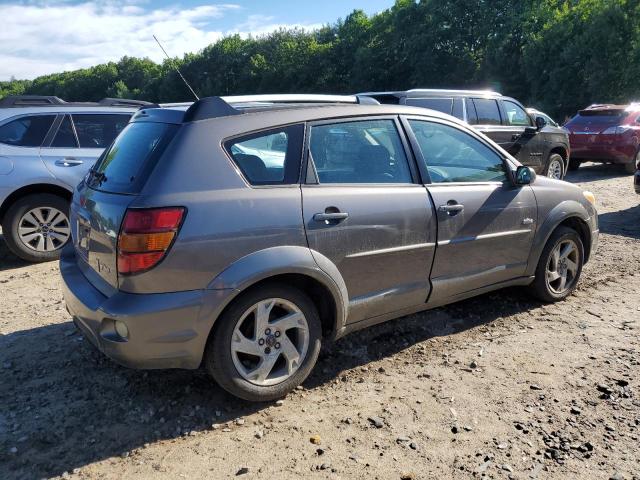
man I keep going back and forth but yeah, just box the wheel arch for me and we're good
[0,182,72,224]
[548,145,569,171]
[204,246,348,341]
[526,203,593,276]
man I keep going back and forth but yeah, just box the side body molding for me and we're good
[525,199,593,277]
[207,245,349,335]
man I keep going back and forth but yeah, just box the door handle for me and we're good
[438,203,464,215]
[313,211,349,222]
[511,134,521,141]
[55,158,84,167]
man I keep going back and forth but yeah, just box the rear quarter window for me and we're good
[224,124,304,185]
[405,98,453,115]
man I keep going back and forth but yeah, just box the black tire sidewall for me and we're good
[532,227,584,302]
[2,194,70,263]
[205,283,322,402]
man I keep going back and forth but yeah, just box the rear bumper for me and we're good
[60,245,230,370]
[570,141,636,163]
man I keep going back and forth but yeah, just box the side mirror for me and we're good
[535,116,547,130]
[515,165,536,185]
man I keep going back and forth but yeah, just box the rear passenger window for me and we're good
[0,115,55,147]
[471,98,502,125]
[225,125,303,185]
[72,114,130,148]
[309,119,412,184]
[406,98,453,115]
[51,115,78,148]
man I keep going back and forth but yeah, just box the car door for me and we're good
[500,99,546,171]
[402,116,537,306]
[301,117,437,324]
[40,113,130,188]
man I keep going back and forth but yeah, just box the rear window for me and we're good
[567,111,625,127]
[406,98,453,115]
[88,122,177,194]
[0,115,55,147]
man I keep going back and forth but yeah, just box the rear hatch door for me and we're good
[72,119,179,293]
[566,110,625,143]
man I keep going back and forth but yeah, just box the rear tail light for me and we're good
[117,207,185,275]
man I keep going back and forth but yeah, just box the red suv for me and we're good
[565,104,640,173]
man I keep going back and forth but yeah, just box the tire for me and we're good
[568,158,581,171]
[528,226,584,303]
[544,153,565,180]
[623,151,639,174]
[204,283,322,402]
[1,193,71,263]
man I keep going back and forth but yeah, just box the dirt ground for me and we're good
[1,163,639,480]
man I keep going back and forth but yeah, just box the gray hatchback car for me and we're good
[60,95,599,401]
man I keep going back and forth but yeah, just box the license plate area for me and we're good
[76,215,91,261]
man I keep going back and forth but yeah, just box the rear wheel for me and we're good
[544,153,565,180]
[1,194,71,262]
[205,283,322,402]
[568,158,581,171]
[623,150,639,174]
[528,226,584,302]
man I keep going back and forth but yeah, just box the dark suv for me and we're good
[360,89,570,180]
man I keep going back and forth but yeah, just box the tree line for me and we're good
[2,0,639,120]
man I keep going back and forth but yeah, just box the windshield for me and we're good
[88,122,178,194]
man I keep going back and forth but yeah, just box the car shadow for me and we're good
[599,204,640,240]
[0,233,31,272]
[565,162,632,183]
[0,287,540,479]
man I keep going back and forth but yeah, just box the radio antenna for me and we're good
[153,34,200,101]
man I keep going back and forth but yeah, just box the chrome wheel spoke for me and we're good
[559,272,567,292]
[271,311,306,332]
[547,270,561,282]
[21,232,40,243]
[280,336,301,375]
[231,331,262,357]
[254,299,275,336]
[249,354,279,383]
[566,258,578,275]
[18,207,69,252]
[31,208,47,224]
[559,242,574,259]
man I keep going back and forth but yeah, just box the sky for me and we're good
[0,0,394,81]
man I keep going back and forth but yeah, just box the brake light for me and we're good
[117,207,185,275]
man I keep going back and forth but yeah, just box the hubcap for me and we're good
[547,159,563,179]
[230,298,309,386]
[18,207,70,252]
[546,239,579,294]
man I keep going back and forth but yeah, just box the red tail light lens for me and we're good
[117,207,185,275]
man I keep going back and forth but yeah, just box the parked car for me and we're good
[359,89,571,180]
[635,163,640,194]
[60,95,599,402]
[564,103,640,173]
[0,95,154,262]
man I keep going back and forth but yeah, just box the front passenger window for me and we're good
[408,120,506,183]
[309,119,412,184]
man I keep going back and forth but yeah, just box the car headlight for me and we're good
[583,191,596,205]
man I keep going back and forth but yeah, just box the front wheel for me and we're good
[1,193,71,262]
[623,150,639,174]
[544,153,565,180]
[204,283,322,402]
[528,226,584,302]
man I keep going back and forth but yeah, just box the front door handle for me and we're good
[55,158,84,167]
[438,203,464,215]
[313,212,349,222]
[511,134,521,141]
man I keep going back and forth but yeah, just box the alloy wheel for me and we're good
[547,158,563,180]
[545,239,579,294]
[230,298,310,386]
[18,207,70,252]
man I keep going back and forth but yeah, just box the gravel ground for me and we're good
[0,163,639,480]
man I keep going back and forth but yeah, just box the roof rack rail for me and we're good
[183,94,380,122]
[98,98,156,107]
[358,89,501,98]
[0,95,66,107]
[0,95,157,109]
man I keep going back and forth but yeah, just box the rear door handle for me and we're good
[313,212,349,222]
[55,158,84,167]
[438,203,464,215]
